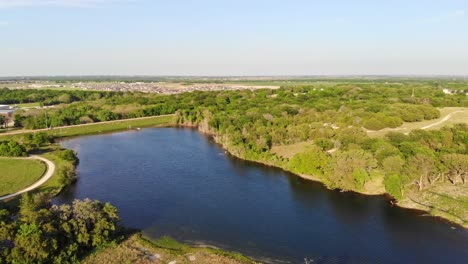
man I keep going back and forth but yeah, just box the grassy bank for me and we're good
[48,115,175,138]
[83,234,255,264]
[0,158,46,196]
[1,115,175,140]
[0,148,79,210]
[34,150,76,196]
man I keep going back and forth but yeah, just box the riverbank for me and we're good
[198,127,468,228]
[2,117,466,228]
[83,234,256,264]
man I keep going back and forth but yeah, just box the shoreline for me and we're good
[5,118,465,228]
[195,127,468,229]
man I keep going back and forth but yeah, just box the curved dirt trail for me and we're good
[0,156,55,201]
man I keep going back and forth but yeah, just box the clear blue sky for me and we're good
[1,0,467,76]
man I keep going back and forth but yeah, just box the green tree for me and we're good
[288,146,330,177]
[325,149,377,190]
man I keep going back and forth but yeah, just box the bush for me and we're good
[0,141,27,157]
[58,149,79,166]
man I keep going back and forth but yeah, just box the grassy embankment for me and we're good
[1,115,176,140]
[83,234,255,264]
[0,158,46,197]
[47,115,175,138]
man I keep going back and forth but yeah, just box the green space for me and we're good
[83,234,254,264]
[0,78,467,263]
[366,107,468,137]
[0,195,121,263]
[0,158,46,197]
[1,79,467,226]
[37,115,175,138]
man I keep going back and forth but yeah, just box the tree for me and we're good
[441,154,468,184]
[315,138,334,151]
[382,155,405,175]
[325,149,377,190]
[406,154,436,191]
[385,174,403,200]
[288,146,330,177]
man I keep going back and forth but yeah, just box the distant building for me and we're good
[0,105,16,127]
[442,88,453,95]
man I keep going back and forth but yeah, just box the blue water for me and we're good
[55,128,468,263]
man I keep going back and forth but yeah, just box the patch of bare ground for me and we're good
[270,141,314,159]
[362,174,386,195]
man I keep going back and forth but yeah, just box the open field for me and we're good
[83,234,254,264]
[366,107,468,137]
[0,158,46,197]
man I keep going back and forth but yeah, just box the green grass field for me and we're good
[0,158,46,196]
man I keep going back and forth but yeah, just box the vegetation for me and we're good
[0,159,46,197]
[0,141,27,157]
[82,234,254,264]
[0,194,121,264]
[0,133,79,203]
[0,77,466,263]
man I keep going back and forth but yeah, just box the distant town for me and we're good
[0,80,279,94]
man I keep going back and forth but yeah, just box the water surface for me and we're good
[56,128,468,263]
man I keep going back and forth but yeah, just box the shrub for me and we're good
[58,149,79,166]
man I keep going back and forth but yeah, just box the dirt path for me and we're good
[366,108,466,136]
[0,156,55,201]
[0,114,175,137]
[420,111,464,130]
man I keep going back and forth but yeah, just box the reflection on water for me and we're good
[55,128,468,264]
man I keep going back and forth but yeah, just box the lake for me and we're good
[55,128,468,263]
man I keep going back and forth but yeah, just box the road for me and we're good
[0,156,55,201]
